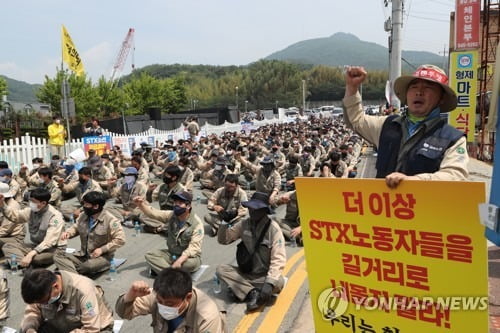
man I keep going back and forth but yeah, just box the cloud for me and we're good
[82,41,118,81]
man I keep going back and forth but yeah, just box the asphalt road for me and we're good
[1,186,306,332]
[2,152,381,332]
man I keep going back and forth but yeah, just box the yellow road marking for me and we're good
[233,249,305,333]
[258,261,308,332]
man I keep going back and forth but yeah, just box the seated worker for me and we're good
[88,156,114,195]
[216,192,286,313]
[200,157,229,199]
[275,190,302,245]
[236,154,281,204]
[115,268,226,333]
[106,167,147,226]
[178,157,194,193]
[145,166,186,233]
[0,183,24,257]
[38,167,62,208]
[0,188,66,268]
[58,166,103,220]
[320,151,349,178]
[0,168,22,202]
[133,191,204,275]
[20,268,114,333]
[54,191,125,276]
[204,174,248,236]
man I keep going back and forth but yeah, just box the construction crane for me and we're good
[110,28,135,84]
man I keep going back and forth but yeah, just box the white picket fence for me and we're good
[0,117,286,173]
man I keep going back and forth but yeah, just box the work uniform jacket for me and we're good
[115,287,226,333]
[92,165,113,190]
[41,179,62,207]
[218,216,286,287]
[343,92,469,181]
[116,180,148,212]
[65,210,125,260]
[239,158,281,196]
[61,179,103,203]
[141,205,204,260]
[179,167,194,193]
[1,204,66,253]
[0,197,24,241]
[207,187,248,223]
[153,182,186,211]
[21,271,114,333]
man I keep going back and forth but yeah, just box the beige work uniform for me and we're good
[54,210,125,275]
[216,216,286,301]
[204,187,248,233]
[8,178,22,202]
[1,204,66,266]
[179,167,194,193]
[239,158,281,196]
[115,287,226,333]
[145,182,186,231]
[60,179,103,219]
[91,165,113,191]
[141,205,204,273]
[0,197,25,255]
[343,92,469,181]
[43,180,62,207]
[106,181,148,221]
[20,271,114,333]
[277,191,299,239]
[0,269,8,321]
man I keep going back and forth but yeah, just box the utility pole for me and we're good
[439,44,448,73]
[388,0,403,110]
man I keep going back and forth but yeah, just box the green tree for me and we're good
[95,76,126,118]
[0,77,7,98]
[122,73,187,115]
[36,70,99,121]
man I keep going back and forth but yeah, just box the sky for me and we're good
[0,0,455,85]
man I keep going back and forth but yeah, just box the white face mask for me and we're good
[214,165,222,171]
[55,119,61,124]
[33,163,40,169]
[0,177,6,183]
[157,302,182,321]
[124,175,136,188]
[29,201,41,212]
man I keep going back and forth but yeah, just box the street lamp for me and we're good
[193,100,198,111]
[245,100,248,113]
[275,100,278,110]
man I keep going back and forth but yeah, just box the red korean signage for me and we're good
[455,0,480,50]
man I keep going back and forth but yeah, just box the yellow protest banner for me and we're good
[296,178,488,332]
[61,25,84,76]
[449,50,478,142]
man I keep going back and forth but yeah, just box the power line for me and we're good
[408,14,449,23]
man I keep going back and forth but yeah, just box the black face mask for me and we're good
[248,153,257,162]
[163,176,174,184]
[249,208,268,223]
[83,206,101,217]
[341,152,347,158]
[263,165,274,173]
[79,177,87,184]
[289,163,297,168]
[272,147,278,152]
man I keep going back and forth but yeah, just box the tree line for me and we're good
[3,60,389,123]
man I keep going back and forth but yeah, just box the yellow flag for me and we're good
[61,25,84,76]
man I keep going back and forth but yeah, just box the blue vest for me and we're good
[375,115,464,178]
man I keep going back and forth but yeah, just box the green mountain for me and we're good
[1,75,40,103]
[265,32,446,71]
